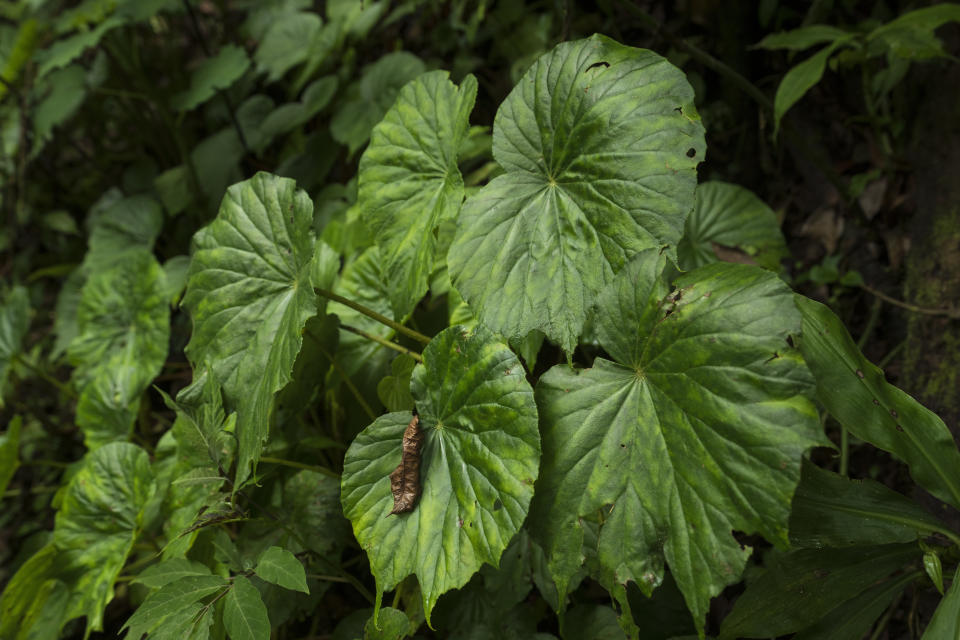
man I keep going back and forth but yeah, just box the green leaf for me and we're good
[358,70,477,317]
[32,64,88,147]
[796,296,960,510]
[868,4,960,61]
[133,559,212,588]
[84,194,164,273]
[224,576,271,640]
[123,574,229,639]
[69,249,170,448]
[0,415,20,496]
[261,76,338,141]
[254,11,323,82]
[754,24,851,50]
[924,551,944,595]
[155,165,195,216]
[448,34,705,353]
[924,565,960,639]
[330,51,427,156]
[182,172,318,487]
[529,251,824,634]
[0,286,30,407]
[363,606,410,640]
[254,546,309,594]
[37,17,124,77]
[341,325,540,623]
[163,368,235,470]
[563,605,624,640]
[772,38,854,136]
[678,181,788,271]
[718,544,919,639]
[162,255,192,303]
[377,354,417,412]
[172,44,250,111]
[789,458,952,548]
[282,470,351,556]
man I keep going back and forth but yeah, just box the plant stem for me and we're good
[13,354,76,398]
[340,324,423,363]
[860,283,960,319]
[877,340,905,370]
[315,287,431,345]
[839,427,849,477]
[258,456,339,478]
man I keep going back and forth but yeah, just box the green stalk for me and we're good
[315,287,431,345]
[340,324,423,363]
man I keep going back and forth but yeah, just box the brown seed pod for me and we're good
[389,409,423,515]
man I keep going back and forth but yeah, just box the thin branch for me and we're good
[13,354,76,398]
[315,287,431,345]
[860,283,960,319]
[340,324,423,363]
[258,456,339,478]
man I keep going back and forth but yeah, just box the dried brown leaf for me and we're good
[389,410,423,515]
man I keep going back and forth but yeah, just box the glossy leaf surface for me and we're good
[341,325,540,622]
[530,251,823,633]
[183,172,318,486]
[448,34,704,352]
[358,70,477,317]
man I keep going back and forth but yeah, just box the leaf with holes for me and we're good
[182,172,319,487]
[448,34,704,353]
[528,250,825,635]
[340,325,540,624]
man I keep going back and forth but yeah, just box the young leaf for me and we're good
[867,4,960,60]
[529,250,825,634]
[754,24,851,51]
[789,458,952,548]
[123,575,229,639]
[182,172,318,487]
[0,286,30,407]
[923,565,960,639]
[330,52,427,156]
[678,181,788,271]
[171,44,250,112]
[254,546,309,594]
[448,34,705,353]
[358,70,477,317]
[341,325,540,624]
[796,296,960,511]
[224,576,271,640]
[718,544,920,639]
[772,37,854,136]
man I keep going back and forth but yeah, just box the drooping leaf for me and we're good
[69,249,170,448]
[0,415,22,497]
[448,34,705,353]
[182,172,318,487]
[0,286,30,407]
[254,11,323,82]
[123,574,229,639]
[772,38,854,136]
[529,250,824,634]
[754,25,851,50]
[923,565,960,639]
[796,296,960,511]
[341,325,540,623]
[358,70,477,317]
[718,544,920,639]
[388,411,424,514]
[789,458,951,548]
[867,4,960,60]
[224,576,271,640]
[171,44,250,112]
[330,51,427,156]
[32,64,88,148]
[678,181,788,271]
[255,546,309,594]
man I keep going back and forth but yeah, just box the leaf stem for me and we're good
[315,287,431,345]
[339,324,423,363]
[859,283,960,319]
[258,456,339,478]
[13,354,76,398]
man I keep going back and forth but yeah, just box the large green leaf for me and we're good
[254,11,323,82]
[678,181,788,271]
[123,574,229,639]
[0,285,30,407]
[796,296,960,510]
[789,458,952,548]
[68,248,170,448]
[923,565,960,639]
[358,70,477,317]
[330,51,427,156]
[182,172,318,487]
[172,44,250,112]
[448,34,705,353]
[529,250,824,634]
[341,325,540,623]
[224,576,271,640]
[718,544,920,639]
[0,443,156,638]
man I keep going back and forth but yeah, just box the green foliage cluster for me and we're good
[2,1,960,639]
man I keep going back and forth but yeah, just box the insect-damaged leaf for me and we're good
[389,411,423,514]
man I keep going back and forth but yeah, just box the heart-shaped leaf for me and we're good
[529,250,824,634]
[182,172,319,487]
[448,34,705,352]
[341,325,540,623]
[358,70,477,317]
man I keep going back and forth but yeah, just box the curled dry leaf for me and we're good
[389,410,423,515]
